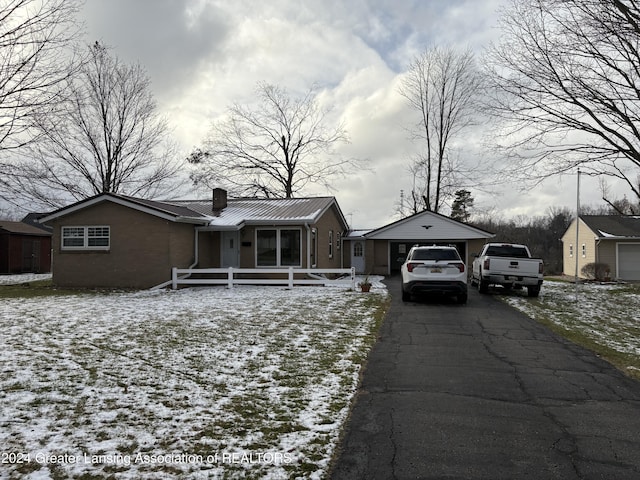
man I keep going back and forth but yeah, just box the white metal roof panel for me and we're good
[169,197,337,228]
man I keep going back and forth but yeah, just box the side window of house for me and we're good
[569,244,573,257]
[62,226,110,250]
[310,228,317,268]
[329,230,333,259]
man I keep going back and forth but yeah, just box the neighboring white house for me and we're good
[561,215,640,281]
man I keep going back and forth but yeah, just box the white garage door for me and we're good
[618,243,640,281]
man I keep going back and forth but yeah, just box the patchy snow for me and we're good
[503,281,640,357]
[0,273,52,285]
[0,282,387,479]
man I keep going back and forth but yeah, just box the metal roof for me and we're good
[580,215,640,238]
[39,193,345,229]
[117,195,209,220]
[169,197,338,228]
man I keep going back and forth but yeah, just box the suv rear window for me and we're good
[411,248,460,261]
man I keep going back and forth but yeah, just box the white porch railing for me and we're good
[171,267,356,290]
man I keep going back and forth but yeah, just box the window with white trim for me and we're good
[256,228,301,267]
[62,226,110,250]
[329,230,334,259]
[582,244,586,257]
[569,244,573,257]
[310,228,317,268]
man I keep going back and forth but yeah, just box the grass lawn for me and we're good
[502,280,640,380]
[0,280,389,479]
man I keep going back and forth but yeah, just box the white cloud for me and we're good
[71,0,625,229]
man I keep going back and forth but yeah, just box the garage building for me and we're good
[344,210,494,275]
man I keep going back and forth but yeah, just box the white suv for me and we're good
[401,245,468,303]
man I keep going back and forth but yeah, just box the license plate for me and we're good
[431,268,442,273]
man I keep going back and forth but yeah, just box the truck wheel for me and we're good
[527,286,540,297]
[478,274,489,294]
[457,293,468,304]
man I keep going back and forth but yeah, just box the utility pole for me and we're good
[574,169,581,301]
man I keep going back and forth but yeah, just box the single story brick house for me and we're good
[0,218,52,274]
[561,215,640,281]
[343,209,494,275]
[40,189,349,288]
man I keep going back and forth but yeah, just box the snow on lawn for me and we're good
[0,282,387,479]
[0,273,52,285]
[502,280,640,357]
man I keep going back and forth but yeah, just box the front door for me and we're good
[351,241,366,274]
[221,231,239,268]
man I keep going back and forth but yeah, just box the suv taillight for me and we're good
[452,262,465,273]
[406,262,420,272]
[539,262,544,274]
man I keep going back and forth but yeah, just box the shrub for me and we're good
[581,262,611,281]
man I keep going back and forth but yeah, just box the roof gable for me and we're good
[365,210,494,240]
[39,193,210,224]
[21,213,53,233]
[580,215,640,238]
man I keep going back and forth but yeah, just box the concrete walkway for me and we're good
[330,276,640,480]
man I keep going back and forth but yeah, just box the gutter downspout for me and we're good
[305,223,311,269]
[150,226,202,290]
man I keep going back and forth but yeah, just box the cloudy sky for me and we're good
[80,0,608,229]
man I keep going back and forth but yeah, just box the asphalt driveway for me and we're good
[330,275,640,480]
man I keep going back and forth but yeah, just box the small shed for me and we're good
[0,220,52,274]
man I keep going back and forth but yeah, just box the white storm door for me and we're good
[221,231,239,268]
[351,241,366,274]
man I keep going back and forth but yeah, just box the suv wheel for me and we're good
[402,288,410,302]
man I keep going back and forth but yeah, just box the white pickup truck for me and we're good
[471,243,544,297]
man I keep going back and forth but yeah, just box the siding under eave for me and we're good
[365,211,494,241]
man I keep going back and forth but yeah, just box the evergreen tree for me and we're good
[450,189,474,222]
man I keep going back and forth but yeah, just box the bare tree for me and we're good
[6,42,182,208]
[0,0,81,152]
[600,177,639,214]
[189,82,352,198]
[399,46,483,213]
[485,0,640,204]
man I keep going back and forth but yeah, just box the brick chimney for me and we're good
[212,188,227,211]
